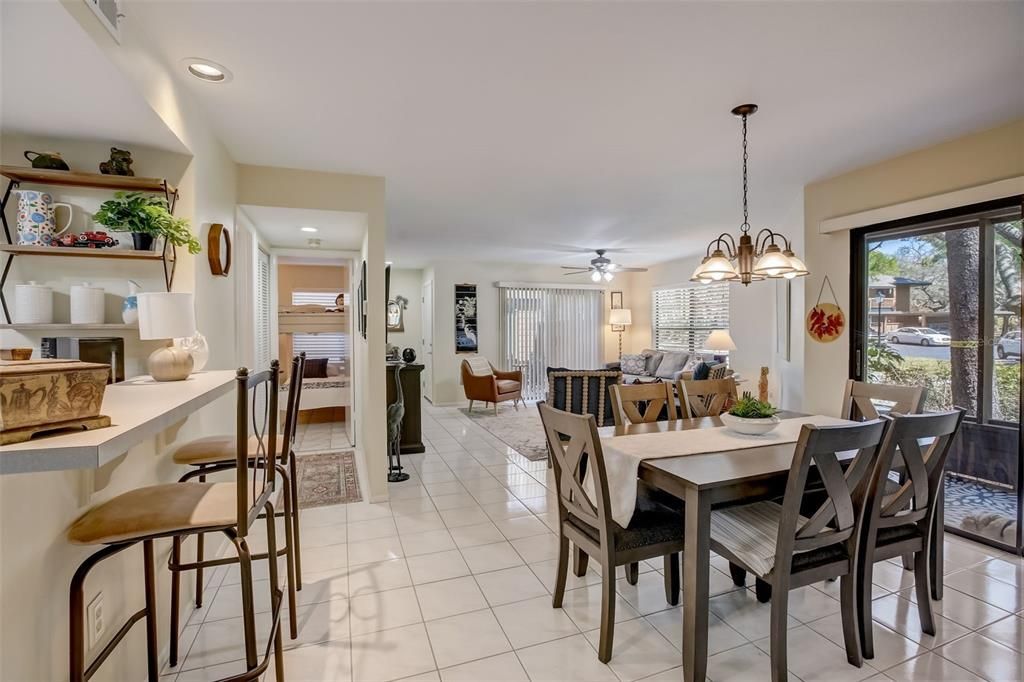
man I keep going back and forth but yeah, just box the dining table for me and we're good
[596,410,945,682]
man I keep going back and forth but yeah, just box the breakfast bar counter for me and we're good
[0,370,236,475]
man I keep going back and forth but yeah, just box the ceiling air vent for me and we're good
[83,0,122,43]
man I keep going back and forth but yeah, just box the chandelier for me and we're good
[690,104,808,286]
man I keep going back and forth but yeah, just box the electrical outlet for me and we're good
[86,593,105,649]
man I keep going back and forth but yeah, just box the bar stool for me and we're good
[67,364,285,682]
[167,353,305,662]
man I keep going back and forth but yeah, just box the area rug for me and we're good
[295,450,362,507]
[944,475,1017,530]
[459,404,549,461]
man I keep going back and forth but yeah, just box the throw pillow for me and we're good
[654,351,690,379]
[692,361,712,381]
[620,354,647,375]
[641,349,664,376]
[303,357,329,378]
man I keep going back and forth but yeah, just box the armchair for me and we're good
[461,357,523,414]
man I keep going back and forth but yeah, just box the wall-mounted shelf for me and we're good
[0,165,181,324]
[0,244,162,260]
[0,166,177,198]
[0,323,138,332]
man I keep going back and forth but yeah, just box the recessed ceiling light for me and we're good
[181,58,233,83]
[300,226,318,233]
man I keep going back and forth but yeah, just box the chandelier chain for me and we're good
[741,113,750,233]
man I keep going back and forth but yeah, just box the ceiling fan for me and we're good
[560,249,648,282]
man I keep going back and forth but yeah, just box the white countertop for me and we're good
[0,370,236,475]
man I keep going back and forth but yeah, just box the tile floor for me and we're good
[163,401,1024,682]
[294,420,352,454]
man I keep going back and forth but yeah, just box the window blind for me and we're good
[497,285,603,400]
[290,291,348,364]
[255,248,272,371]
[291,291,342,307]
[652,283,729,352]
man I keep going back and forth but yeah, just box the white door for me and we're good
[422,280,433,402]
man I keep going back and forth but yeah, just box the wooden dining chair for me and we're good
[609,382,677,426]
[677,377,737,418]
[67,365,285,682]
[840,380,925,420]
[709,419,888,681]
[538,402,684,663]
[167,354,306,659]
[856,409,964,661]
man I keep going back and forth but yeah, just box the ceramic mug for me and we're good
[13,190,72,245]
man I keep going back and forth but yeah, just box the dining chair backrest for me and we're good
[840,380,925,421]
[538,401,612,541]
[776,419,888,557]
[280,353,306,466]
[609,382,677,426]
[677,377,737,419]
[235,361,279,538]
[864,409,965,534]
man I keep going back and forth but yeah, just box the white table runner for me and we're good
[599,414,852,527]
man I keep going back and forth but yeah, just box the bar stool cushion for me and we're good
[67,482,279,546]
[171,435,285,467]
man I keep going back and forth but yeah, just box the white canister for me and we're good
[70,283,105,324]
[13,281,53,324]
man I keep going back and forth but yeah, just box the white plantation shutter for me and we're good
[497,285,603,400]
[255,248,272,371]
[653,283,729,352]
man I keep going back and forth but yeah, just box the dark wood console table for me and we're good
[386,362,425,454]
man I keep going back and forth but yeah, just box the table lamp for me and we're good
[704,329,736,365]
[137,292,197,381]
[609,308,632,357]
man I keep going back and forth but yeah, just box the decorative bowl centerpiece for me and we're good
[720,392,780,436]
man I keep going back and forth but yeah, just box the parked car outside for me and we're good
[888,327,951,346]
[997,330,1021,359]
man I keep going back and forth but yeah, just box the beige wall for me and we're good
[801,118,1024,415]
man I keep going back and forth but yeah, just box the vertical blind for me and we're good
[497,285,603,400]
[255,248,272,371]
[653,283,730,352]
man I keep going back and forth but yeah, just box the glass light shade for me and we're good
[609,308,632,326]
[782,250,809,279]
[602,271,614,282]
[704,329,737,351]
[753,244,794,277]
[699,250,739,281]
[137,292,196,340]
[690,257,710,282]
[590,271,602,282]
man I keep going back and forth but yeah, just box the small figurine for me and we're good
[99,147,135,176]
[50,232,119,249]
[758,366,769,402]
[24,151,70,171]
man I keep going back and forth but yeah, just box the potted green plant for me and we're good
[721,391,781,435]
[93,191,201,254]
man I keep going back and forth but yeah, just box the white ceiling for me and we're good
[240,205,367,250]
[127,2,1023,266]
[0,0,186,154]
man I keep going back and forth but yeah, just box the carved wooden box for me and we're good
[0,360,110,440]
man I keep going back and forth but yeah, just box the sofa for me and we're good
[606,348,732,385]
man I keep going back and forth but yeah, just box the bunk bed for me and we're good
[278,304,350,410]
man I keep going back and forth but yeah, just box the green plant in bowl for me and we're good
[728,392,779,419]
[94,191,201,254]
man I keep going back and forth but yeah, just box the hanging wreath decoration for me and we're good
[806,275,845,343]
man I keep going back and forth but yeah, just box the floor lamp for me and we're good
[609,308,632,358]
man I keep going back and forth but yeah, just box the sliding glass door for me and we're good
[851,198,1023,553]
[497,285,603,400]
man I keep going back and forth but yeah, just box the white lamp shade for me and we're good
[705,329,737,351]
[609,308,633,326]
[137,292,197,340]
[753,244,795,277]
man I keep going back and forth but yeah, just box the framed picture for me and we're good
[358,260,368,339]
[610,290,625,332]
[454,284,478,353]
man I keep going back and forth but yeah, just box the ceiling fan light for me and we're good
[603,271,614,282]
[700,250,739,281]
[753,244,794,277]
[591,270,602,282]
[782,250,809,278]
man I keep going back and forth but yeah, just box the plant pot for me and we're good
[131,233,156,251]
[720,412,781,436]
